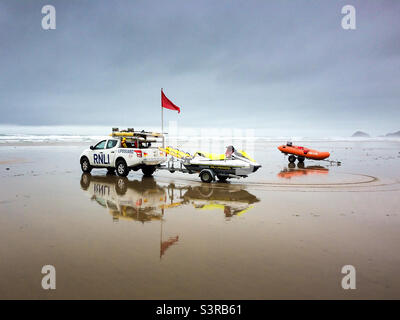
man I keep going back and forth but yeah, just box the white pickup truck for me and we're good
[79,129,167,177]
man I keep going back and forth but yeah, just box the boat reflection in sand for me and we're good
[79,173,259,258]
[181,183,259,218]
[277,163,329,179]
[79,173,260,221]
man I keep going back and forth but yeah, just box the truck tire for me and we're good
[200,170,214,183]
[116,159,129,177]
[81,157,92,173]
[142,165,156,176]
[116,177,128,195]
[80,173,91,190]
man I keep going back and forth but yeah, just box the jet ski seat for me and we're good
[193,151,226,160]
[193,146,238,160]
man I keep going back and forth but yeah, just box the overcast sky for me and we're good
[0,0,399,136]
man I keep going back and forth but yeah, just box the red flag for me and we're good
[161,90,181,113]
[160,235,179,258]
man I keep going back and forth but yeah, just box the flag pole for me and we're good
[161,88,164,147]
[160,208,164,260]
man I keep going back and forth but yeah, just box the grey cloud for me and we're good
[0,0,399,136]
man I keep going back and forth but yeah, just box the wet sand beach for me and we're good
[1,140,400,299]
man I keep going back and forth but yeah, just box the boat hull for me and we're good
[278,145,330,160]
[183,158,260,176]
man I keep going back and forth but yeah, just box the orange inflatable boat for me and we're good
[278,142,330,162]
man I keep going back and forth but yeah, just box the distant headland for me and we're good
[351,131,370,137]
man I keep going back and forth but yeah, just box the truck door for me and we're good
[91,140,107,166]
[103,139,118,167]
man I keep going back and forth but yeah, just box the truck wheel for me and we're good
[200,170,214,183]
[115,177,128,195]
[81,157,92,173]
[80,173,91,190]
[142,165,156,176]
[288,155,296,163]
[116,160,129,177]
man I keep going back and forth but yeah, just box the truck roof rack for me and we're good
[110,128,165,139]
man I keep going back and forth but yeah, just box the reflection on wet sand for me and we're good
[80,173,260,221]
[80,173,165,223]
[2,141,400,299]
[80,173,260,258]
[182,183,259,217]
[278,163,329,179]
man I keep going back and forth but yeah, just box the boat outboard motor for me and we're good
[287,141,293,146]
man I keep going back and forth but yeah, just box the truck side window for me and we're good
[94,140,106,150]
[106,140,118,149]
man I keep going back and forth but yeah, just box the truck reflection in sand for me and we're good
[79,173,260,221]
[79,173,259,259]
[277,163,329,179]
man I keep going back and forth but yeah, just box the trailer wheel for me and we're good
[80,157,92,173]
[200,170,214,183]
[297,156,305,163]
[198,185,213,197]
[288,155,296,163]
[142,165,156,176]
[116,159,129,177]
